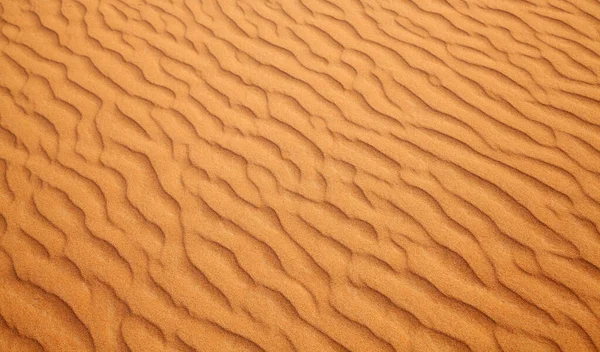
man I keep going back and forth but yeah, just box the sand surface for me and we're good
[1,0,600,351]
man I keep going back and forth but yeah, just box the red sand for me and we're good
[1,0,600,351]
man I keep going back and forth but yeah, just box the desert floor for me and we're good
[1,0,600,351]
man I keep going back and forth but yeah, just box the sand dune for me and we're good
[1,0,599,350]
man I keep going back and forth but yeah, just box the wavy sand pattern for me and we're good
[1,0,600,350]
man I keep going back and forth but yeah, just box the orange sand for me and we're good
[1,0,600,351]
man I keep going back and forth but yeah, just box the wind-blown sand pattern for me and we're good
[0,0,600,350]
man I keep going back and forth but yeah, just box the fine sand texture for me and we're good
[1,0,600,351]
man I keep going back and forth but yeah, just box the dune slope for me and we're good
[1,0,600,351]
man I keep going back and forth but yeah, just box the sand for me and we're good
[0,0,599,351]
